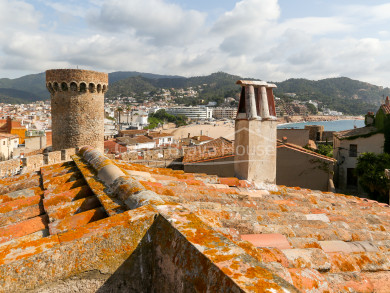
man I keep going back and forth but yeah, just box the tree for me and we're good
[355,152,390,203]
[305,102,318,115]
[316,144,333,157]
[117,107,123,125]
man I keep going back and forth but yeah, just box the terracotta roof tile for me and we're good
[1,147,390,292]
[183,137,233,163]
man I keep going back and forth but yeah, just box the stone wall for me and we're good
[0,159,20,178]
[62,148,76,161]
[23,155,44,173]
[120,148,183,163]
[0,148,77,178]
[121,152,138,161]
[46,69,108,153]
[45,151,62,166]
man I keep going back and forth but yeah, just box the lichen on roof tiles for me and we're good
[1,146,390,292]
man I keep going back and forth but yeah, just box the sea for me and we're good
[277,119,365,132]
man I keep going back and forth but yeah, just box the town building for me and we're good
[333,98,389,193]
[0,117,27,144]
[116,135,156,150]
[146,132,174,147]
[212,107,237,119]
[276,140,335,191]
[333,126,383,192]
[0,133,19,160]
[166,106,212,120]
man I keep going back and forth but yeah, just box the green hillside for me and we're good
[108,71,183,84]
[0,72,47,100]
[1,70,389,115]
[274,77,390,115]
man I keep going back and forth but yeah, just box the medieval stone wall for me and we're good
[0,159,20,177]
[0,148,77,177]
[46,69,108,152]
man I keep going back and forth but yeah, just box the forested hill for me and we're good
[1,70,389,115]
[105,72,241,101]
[274,77,390,114]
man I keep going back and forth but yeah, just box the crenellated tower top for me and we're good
[46,69,108,94]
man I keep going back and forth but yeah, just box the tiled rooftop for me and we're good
[334,126,378,139]
[0,147,390,292]
[183,137,234,163]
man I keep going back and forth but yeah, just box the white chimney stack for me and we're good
[234,80,277,185]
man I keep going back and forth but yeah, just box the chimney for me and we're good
[234,80,277,185]
[200,130,203,136]
[386,96,390,106]
[6,116,12,133]
[188,133,190,138]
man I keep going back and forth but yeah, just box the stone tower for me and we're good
[46,69,108,152]
[234,80,277,185]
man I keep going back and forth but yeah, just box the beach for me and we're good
[162,115,364,140]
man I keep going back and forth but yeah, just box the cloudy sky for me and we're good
[1,0,390,86]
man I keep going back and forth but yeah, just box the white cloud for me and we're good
[1,0,390,88]
[88,0,206,46]
[0,0,40,28]
[278,17,353,36]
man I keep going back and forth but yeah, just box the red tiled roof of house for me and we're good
[380,104,390,115]
[119,129,148,136]
[116,135,155,145]
[277,140,336,162]
[183,137,234,163]
[104,140,127,154]
[0,147,390,292]
[183,138,335,164]
[147,132,173,138]
[0,133,18,139]
[334,126,378,139]
[193,135,214,142]
[134,135,155,144]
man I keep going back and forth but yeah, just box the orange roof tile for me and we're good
[0,146,390,292]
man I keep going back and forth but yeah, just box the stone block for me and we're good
[0,159,20,178]
[61,148,76,161]
[47,151,62,165]
[24,154,44,172]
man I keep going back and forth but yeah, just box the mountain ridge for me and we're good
[0,71,389,115]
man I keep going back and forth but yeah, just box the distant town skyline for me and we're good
[1,0,390,87]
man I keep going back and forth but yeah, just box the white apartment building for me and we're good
[212,107,237,119]
[0,134,19,160]
[166,107,212,120]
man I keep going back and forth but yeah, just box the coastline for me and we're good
[277,115,364,125]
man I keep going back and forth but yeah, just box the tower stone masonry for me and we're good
[46,69,108,152]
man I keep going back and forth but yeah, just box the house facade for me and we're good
[0,133,19,160]
[333,126,383,193]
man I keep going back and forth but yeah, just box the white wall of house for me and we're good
[133,142,156,150]
[156,136,174,147]
[0,136,19,160]
[334,133,384,191]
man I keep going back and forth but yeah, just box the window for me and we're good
[2,141,5,145]
[349,144,357,157]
